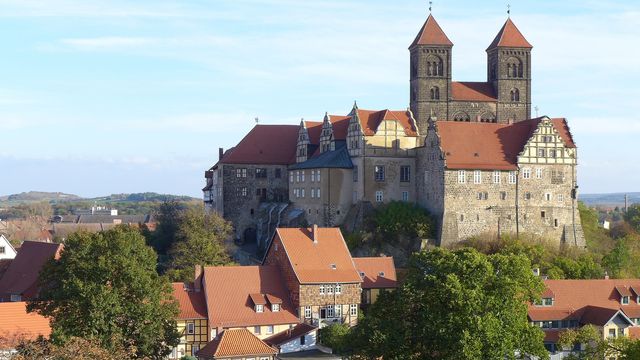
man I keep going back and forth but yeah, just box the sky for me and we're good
[0,0,639,198]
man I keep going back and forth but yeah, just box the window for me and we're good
[458,170,466,184]
[523,168,531,179]
[525,192,532,200]
[402,191,409,202]
[301,188,305,198]
[211,328,217,340]
[375,191,384,203]
[319,285,325,295]
[317,188,321,198]
[301,171,305,182]
[500,191,507,200]
[430,86,440,100]
[350,304,358,316]
[254,326,261,334]
[241,187,248,197]
[400,165,411,182]
[538,148,546,157]
[545,193,552,201]
[192,344,199,355]
[353,166,358,182]
[187,323,195,334]
[300,335,306,345]
[310,170,315,182]
[290,172,294,183]
[316,170,321,182]
[310,188,315,198]
[536,168,543,179]
[266,325,274,334]
[508,171,517,184]
[327,285,334,294]
[304,306,312,319]
[609,328,617,338]
[549,149,557,158]
[335,305,342,318]
[272,303,280,312]
[622,296,630,305]
[335,284,342,294]
[493,171,501,184]
[256,304,263,313]
[473,170,482,184]
[275,168,281,178]
[236,168,247,178]
[326,306,335,318]
[296,171,300,182]
[551,170,565,184]
[510,88,520,102]
[558,194,564,202]
[255,168,267,178]
[554,219,559,227]
[0,247,5,254]
[374,165,385,182]
[476,192,488,200]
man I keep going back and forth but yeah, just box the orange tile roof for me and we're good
[410,14,453,47]
[271,227,362,284]
[202,265,299,328]
[436,117,576,170]
[197,328,276,359]
[171,283,207,320]
[0,241,63,300]
[221,124,299,165]
[629,327,640,339]
[528,279,640,326]
[0,301,50,347]
[355,109,418,137]
[487,18,532,49]
[250,293,267,306]
[451,82,497,102]
[353,257,397,289]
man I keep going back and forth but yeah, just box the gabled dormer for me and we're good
[266,294,282,312]
[319,112,334,153]
[535,287,555,307]
[632,286,640,304]
[615,286,633,305]
[296,119,311,163]
[250,293,267,313]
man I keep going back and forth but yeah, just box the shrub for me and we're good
[374,201,435,239]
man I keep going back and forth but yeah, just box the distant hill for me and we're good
[0,191,199,205]
[581,192,640,207]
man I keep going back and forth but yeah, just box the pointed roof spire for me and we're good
[410,14,453,48]
[323,112,330,123]
[353,100,358,110]
[487,18,532,50]
[300,118,306,128]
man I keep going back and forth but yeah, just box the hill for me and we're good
[581,192,640,207]
[0,191,199,206]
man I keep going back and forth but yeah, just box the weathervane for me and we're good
[429,1,433,13]
[507,4,511,17]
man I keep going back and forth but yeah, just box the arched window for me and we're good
[480,112,496,123]
[427,62,433,76]
[430,86,440,100]
[426,55,443,77]
[453,112,470,122]
[510,88,520,102]
[506,57,523,78]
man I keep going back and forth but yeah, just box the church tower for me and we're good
[487,18,532,122]
[409,13,453,133]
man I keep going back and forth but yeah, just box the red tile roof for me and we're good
[353,257,397,289]
[355,109,418,137]
[171,283,207,320]
[0,301,50,347]
[202,265,299,328]
[0,241,63,300]
[629,326,640,339]
[221,125,299,165]
[410,14,453,47]
[270,227,362,284]
[451,82,497,102]
[487,18,532,49]
[197,328,276,359]
[264,323,317,347]
[436,117,576,170]
[528,279,640,324]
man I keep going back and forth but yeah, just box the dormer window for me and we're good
[256,304,264,313]
[543,297,553,306]
[622,296,630,305]
[359,272,365,278]
[272,303,280,312]
[330,264,337,270]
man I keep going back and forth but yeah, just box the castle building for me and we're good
[204,11,585,248]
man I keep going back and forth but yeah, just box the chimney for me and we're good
[194,265,203,292]
[218,147,224,161]
[604,271,609,280]
[312,224,318,244]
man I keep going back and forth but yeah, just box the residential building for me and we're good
[263,226,362,327]
[353,256,398,306]
[196,328,277,360]
[529,279,640,359]
[0,241,63,302]
[169,282,209,359]
[0,301,50,351]
[0,235,17,260]
[264,323,318,354]
[203,11,585,248]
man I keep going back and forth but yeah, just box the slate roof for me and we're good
[435,117,576,170]
[197,328,276,359]
[171,283,207,320]
[0,241,62,300]
[487,18,532,49]
[269,227,362,284]
[410,14,453,47]
[353,257,397,289]
[202,265,299,328]
[289,144,354,170]
[220,125,300,165]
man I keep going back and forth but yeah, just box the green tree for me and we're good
[151,201,188,256]
[602,237,632,278]
[558,325,640,360]
[625,204,640,233]
[318,323,351,354]
[374,201,435,239]
[350,247,548,359]
[27,226,180,359]
[165,208,233,282]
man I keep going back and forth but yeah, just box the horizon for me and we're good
[1,0,639,198]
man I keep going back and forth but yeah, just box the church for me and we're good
[203,11,585,249]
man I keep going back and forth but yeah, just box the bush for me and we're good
[374,201,435,239]
[319,323,351,354]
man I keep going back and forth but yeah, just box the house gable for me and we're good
[517,117,577,165]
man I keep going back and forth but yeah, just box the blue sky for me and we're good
[1,0,638,198]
